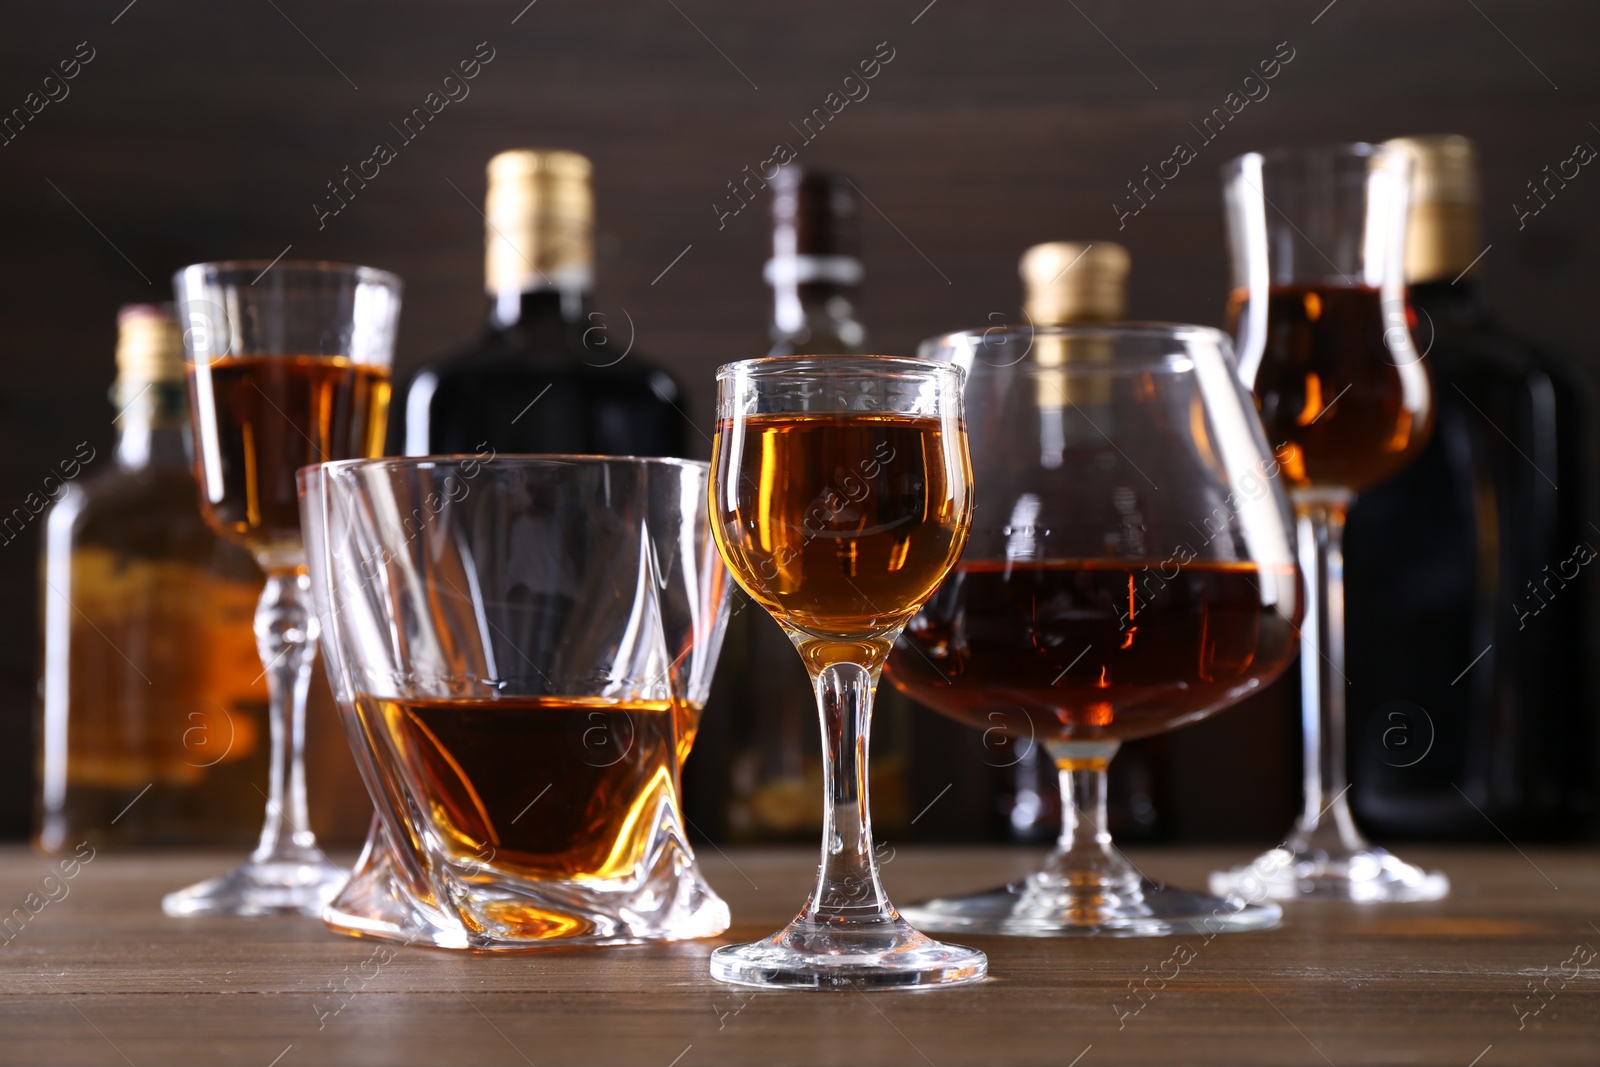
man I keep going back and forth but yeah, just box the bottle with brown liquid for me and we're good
[400,149,686,457]
[1344,136,1596,840]
[715,168,916,842]
[35,306,269,849]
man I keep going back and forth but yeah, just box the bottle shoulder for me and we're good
[48,466,231,562]
[411,327,680,395]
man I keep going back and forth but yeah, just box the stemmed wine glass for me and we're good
[885,323,1303,936]
[163,261,398,917]
[708,354,986,988]
[1210,143,1448,902]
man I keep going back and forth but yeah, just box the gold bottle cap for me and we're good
[115,303,185,383]
[1384,135,1482,283]
[484,148,594,293]
[1020,242,1130,325]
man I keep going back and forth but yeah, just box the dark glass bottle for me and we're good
[401,149,686,457]
[1345,135,1596,840]
[719,168,920,842]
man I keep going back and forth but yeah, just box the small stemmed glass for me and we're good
[1211,144,1448,902]
[162,261,397,917]
[707,355,986,988]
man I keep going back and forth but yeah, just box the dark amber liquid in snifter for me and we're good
[887,559,1299,743]
[187,355,390,555]
[710,411,971,638]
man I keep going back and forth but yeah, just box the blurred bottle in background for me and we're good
[401,148,686,457]
[720,166,913,841]
[1345,134,1596,840]
[988,241,1166,844]
[35,305,269,850]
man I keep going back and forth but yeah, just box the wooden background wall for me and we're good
[1,0,1596,840]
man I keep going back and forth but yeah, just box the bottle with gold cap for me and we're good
[402,148,686,457]
[1344,135,1596,839]
[34,305,271,849]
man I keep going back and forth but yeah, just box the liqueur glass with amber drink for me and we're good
[1211,144,1448,901]
[887,324,1303,936]
[708,355,986,987]
[301,457,731,948]
[163,262,398,916]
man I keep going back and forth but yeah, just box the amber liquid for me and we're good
[188,355,390,555]
[885,559,1298,743]
[356,695,679,881]
[711,412,971,639]
[1230,284,1432,492]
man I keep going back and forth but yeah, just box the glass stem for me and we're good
[1291,496,1367,853]
[251,568,323,866]
[802,659,894,923]
[1040,740,1138,892]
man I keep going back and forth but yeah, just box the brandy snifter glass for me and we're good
[708,354,986,989]
[887,323,1303,936]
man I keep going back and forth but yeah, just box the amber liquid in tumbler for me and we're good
[711,412,971,640]
[1231,284,1432,492]
[356,695,680,883]
[885,560,1298,743]
[188,355,391,554]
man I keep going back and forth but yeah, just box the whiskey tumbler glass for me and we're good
[300,455,732,949]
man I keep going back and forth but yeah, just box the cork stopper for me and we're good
[1020,242,1130,325]
[115,303,185,383]
[1384,135,1482,283]
[484,149,594,293]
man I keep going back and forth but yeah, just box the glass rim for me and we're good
[298,454,710,482]
[1224,141,1401,174]
[714,353,963,381]
[923,320,1231,353]
[173,259,402,291]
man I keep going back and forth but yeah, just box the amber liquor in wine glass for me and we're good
[712,411,968,638]
[1229,284,1431,491]
[193,355,390,556]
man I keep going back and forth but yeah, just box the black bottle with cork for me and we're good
[400,149,686,457]
[1345,135,1596,840]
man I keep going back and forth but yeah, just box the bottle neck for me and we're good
[488,284,594,331]
[114,382,191,471]
[767,256,866,355]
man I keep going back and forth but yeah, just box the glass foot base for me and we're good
[162,856,348,918]
[710,917,987,990]
[1210,845,1449,902]
[900,879,1282,938]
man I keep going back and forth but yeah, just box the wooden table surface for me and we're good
[0,845,1596,1066]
